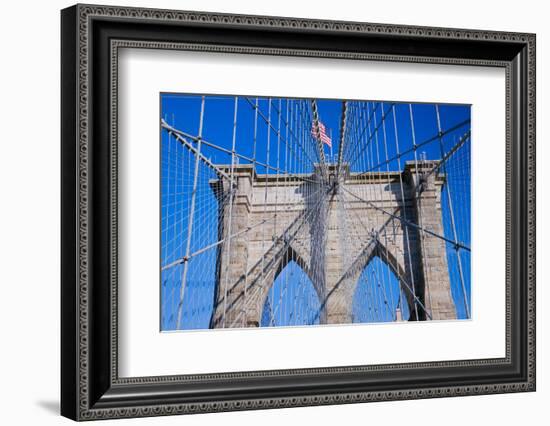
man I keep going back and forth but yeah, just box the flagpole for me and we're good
[329,129,333,164]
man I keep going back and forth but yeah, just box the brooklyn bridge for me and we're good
[160,95,471,331]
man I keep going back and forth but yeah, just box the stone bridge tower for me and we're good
[209,160,457,328]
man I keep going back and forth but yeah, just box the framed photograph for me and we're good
[61,4,536,421]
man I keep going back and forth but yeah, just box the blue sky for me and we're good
[160,95,470,172]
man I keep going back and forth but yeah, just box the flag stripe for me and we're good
[311,120,332,148]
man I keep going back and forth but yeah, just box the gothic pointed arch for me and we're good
[351,253,403,323]
[321,237,416,323]
[258,243,324,326]
[260,256,322,327]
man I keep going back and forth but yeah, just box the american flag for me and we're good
[311,121,332,148]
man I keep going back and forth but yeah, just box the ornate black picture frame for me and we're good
[61,4,536,421]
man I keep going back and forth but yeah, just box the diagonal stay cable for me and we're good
[354,118,471,177]
[423,131,471,181]
[313,230,433,322]
[342,186,470,252]
[217,185,329,325]
[161,214,280,271]
[161,119,318,185]
[162,121,231,181]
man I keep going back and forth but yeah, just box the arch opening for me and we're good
[351,254,411,323]
[260,259,322,327]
